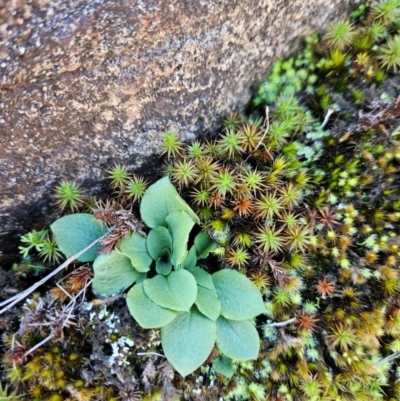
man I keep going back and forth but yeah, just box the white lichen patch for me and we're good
[88,304,135,373]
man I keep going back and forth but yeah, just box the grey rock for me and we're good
[0,0,360,254]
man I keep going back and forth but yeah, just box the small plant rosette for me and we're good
[51,176,266,376]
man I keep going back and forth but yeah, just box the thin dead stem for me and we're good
[252,106,270,154]
[265,317,297,327]
[373,352,400,368]
[137,352,166,358]
[320,108,335,129]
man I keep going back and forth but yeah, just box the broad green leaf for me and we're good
[186,265,215,290]
[140,176,199,228]
[117,232,152,272]
[182,246,197,270]
[156,251,173,275]
[185,266,220,320]
[161,307,216,376]
[143,270,197,312]
[165,211,195,267]
[92,251,141,296]
[51,213,107,262]
[147,227,173,260]
[196,286,221,321]
[212,269,266,320]
[212,355,234,378]
[216,317,260,360]
[127,283,178,329]
[194,231,217,259]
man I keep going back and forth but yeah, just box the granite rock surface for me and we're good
[0,0,360,253]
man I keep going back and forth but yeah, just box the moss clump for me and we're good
[2,1,400,400]
[161,2,400,399]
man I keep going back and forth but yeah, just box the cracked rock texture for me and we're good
[0,0,360,253]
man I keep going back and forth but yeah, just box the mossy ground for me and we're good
[2,1,400,400]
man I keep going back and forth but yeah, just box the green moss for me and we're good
[3,1,400,399]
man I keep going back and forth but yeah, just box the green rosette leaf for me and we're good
[140,176,199,228]
[93,251,142,296]
[143,270,197,312]
[156,250,173,276]
[117,232,152,272]
[161,307,216,376]
[165,211,195,267]
[127,283,178,329]
[182,246,197,270]
[196,286,221,321]
[51,213,107,262]
[212,269,266,320]
[212,355,234,378]
[216,316,260,360]
[194,231,217,259]
[146,226,173,260]
[186,265,215,290]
